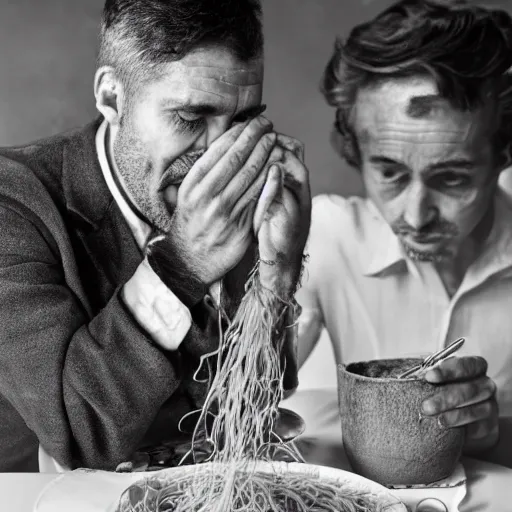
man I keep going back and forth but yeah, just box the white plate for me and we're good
[34,461,407,512]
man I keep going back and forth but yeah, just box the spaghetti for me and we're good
[116,261,383,512]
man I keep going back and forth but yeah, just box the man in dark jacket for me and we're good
[0,0,311,472]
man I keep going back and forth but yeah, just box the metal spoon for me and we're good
[398,337,465,379]
[273,408,306,442]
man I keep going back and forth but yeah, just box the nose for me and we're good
[403,181,438,230]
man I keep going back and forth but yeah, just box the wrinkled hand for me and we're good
[254,134,312,298]
[421,356,499,453]
[147,116,277,290]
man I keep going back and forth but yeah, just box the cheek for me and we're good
[438,188,492,234]
[132,109,193,168]
[362,168,406,223]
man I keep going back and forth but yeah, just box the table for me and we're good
[0,388,511,511]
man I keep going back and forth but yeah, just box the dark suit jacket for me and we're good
[0,119,298,472]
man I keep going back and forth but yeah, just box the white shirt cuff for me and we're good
[122,258,192,350]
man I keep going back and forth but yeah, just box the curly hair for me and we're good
[321,0,512,168]
[98,0,263,94]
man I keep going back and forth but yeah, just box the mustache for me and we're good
[391,217,459,238]
[159,149,206,190]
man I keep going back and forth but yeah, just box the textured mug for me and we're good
[337,358,465,485]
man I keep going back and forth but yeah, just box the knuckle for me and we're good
[476,400,493,420]
[450,407,465,426]
[209,196,227,218]
[247,116,271,136]
[244,160,264,180]
[182,187,200,208]
[439,409,457,427]
[472,356,488,375]
[443,389,458,410]
[268,149,285,166]
[227,150,245,171]
[261,132,277,146]
[430,393,446,412]
[467,379,483,401]
[484,377,497,398]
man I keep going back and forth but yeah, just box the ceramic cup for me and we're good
[337,358,465,485]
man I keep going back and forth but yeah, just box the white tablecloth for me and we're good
[1,388,511,511]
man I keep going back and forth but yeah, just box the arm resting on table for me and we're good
[0,204,211,470]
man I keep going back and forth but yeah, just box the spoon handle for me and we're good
[423,337,465,369]
[398,337,465,379]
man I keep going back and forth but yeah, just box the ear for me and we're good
[493,146,512,183]
[94,66,125,126]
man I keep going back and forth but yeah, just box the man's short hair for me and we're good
[98,0,263,94]
[321,0,512,168]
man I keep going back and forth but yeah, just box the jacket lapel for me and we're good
[61,118,143,311]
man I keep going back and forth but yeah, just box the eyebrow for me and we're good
[369,156,475,172]
[164,101,267,120]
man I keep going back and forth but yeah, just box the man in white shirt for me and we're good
[0,0,310,471]
[297,0,512,457]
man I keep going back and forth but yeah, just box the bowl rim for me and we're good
[112,461,407,511]
[337,359,431,384]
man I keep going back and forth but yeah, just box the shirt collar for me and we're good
[362,190,512,284]
[95,119,152,250]
[362,200,407,277]
[463,188,512,291]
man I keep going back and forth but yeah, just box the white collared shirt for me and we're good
[95,120,191,349]
[297,191,512,415]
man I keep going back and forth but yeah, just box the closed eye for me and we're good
[172,111,205,133]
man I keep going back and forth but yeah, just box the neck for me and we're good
[435,201,495,298]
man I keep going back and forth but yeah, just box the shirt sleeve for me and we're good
[295,195,329,367]
[121,257,192,351]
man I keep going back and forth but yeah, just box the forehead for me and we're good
[353,77,494,158]
[139,46,263,113]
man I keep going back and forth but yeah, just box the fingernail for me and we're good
[258,115,272,127]
[422,400,436,415]
[425,369,442,383]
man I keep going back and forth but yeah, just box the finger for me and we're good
[266,144,286,166]
[465,411,499,441]
[200,116,274,195]
[220,132,277,209]
[437,398,498,429]
[422,376,497,415]
[279,150,311,210]
[180,121,249,190]
[424,355,488,384]
[275,134,305,162]
[252,164,282,235]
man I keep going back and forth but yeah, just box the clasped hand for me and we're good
[421,356,499,453]
[148,115,311,300]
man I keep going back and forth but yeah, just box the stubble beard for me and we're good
[400,242,449,263]
[113,118,173,233]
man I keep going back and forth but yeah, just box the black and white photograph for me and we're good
[0,1,511,510]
